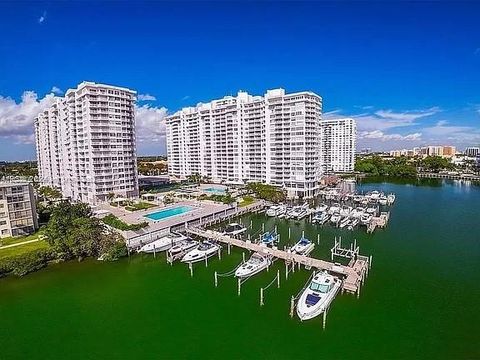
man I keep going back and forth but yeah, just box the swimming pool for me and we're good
[203,187,226,195]
[144,205,194,221]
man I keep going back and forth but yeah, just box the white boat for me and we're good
[138,232,188,253]
[266,205,282,217]
[347,218,359,230]
[222,223,247,236]
[316,204,328,213]
[361,213,373,224]
[167,238,198,257]
[339,206,352,217]
[296,271,341,321]
[330,213,341,225]
[387,194,396,205]
[350,207,364,219]
[368,190,381,201]
[353,195,364,203]
[181,241,220,263]
[289,204,309,220]
[235,252,271,278]
[378,196,388,206]
[328,203,341,215]
[366,207,376,215]
[259,230,279,246]
[291,236,315,255]
[339,217,350,228]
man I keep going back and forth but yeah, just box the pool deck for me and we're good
[97,200,233,244]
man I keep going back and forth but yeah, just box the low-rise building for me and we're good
[0,182,38,238]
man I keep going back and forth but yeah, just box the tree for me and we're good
[187,173,202,184]
[38,186,62,202]
[420,156,454,172]
[246,182,286,203]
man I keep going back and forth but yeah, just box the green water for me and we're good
[1,180,479,359]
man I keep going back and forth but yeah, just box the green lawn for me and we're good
[0,230,44,247]
[238,196,255,207]
[125,201,156,212]
[0,240,50,260]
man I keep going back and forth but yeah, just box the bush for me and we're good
[0,248,56,277]
[102,214,148,231]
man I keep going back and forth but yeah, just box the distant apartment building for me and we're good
[0,182,38,238]
[465,147,480,157]
[166,89,323,198]
[390,145,456,158]
[35,81,139,205]
[319,118,356,173]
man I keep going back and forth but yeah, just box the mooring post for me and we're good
[189,262,193,277]
[153,244,156,258]
[214,271,218,287]
[369,255,373,269]
[204,254,208,268]
[228,242,231,255]
[292,260,295,273]
[288,227,291,239]
[242,252,246,263]
[262,223,265,232]
[357,284,361,298]
[317,234,320,245]
[277,270,280,288]
[302,230,305,238]
[237,278,241,296]
[250,219,253,228]
[290,296,295,318]
[285,261,289,280]
[260,288,264,306]
[323,309,327,330]
[218,248,222,260]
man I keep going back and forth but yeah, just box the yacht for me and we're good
[347,218,359,230]
[167,238,198,257]
[266,205,281,217]
[296,271,341,321]
[289,204,309,220]
[353,195,364,203]
[328,203,341,215]
[138,233,188,253]
[339,206,352,217]
[387,193,396,205]
[378,195,388,206]
[368,190,381,201]
[222,223,247,236]
[291,236,315,256]
[350,207,364,219]
[235,252,271,278]
[259,230,279,247]
[366,207,376,215]
[181,241,220,263]
[339,217,350,228]
[330,213,341,225]
[316,204,328,213]
[361,213,373,225]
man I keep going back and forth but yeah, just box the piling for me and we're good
[277,270,280,288]
[288,227,291,239]
[189,262,193,277]
[260,288,264,306]
[285,261,289,280]
[237,278,241,296]
[262,223,265,232]
[228,242,231,255]
[317,234,320,244]
[242,252,246,263]
[214,271,218,287]
[153,244,156,258]
[204,254,208,268]
[218,248,222,260]
[290,296,295,318]
[323,309,327,330]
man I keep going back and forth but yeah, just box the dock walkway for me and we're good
[186,226,369,295]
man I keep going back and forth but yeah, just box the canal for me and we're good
[0,179,479,359]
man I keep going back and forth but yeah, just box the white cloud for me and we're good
[38,11,47,24]
[359,130,422,141]
[0,91,57,144]
[134,104,168,143]
[137,94,156,101]
[374,107,440,122]
[323,109,342,119]
[181,95,191,101]
[50,86,63,95]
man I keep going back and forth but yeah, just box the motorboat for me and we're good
[328,203,341,215]
[347,218,359,230]
[222,223,247,236]
[296,271,341,321]
[353,195,364,203]
[361,213,373,225]
[167,238,198,257]
[368,190,381,201]
[235,252,271,278]
[138,232,188,253]
[339,206,352,217]
[339,217,350,228]
[316,204,328,213]
[181,241,220,263]
[387,193,396,205]
[366,207,376,215]
[378,195,388,206]
[350,207,364,219]
[291,236,315,255]
[312,212,329,225]
[259,230,279,246]
[289,204,309,220]
[266,205,282,217]
[330,213,341,225]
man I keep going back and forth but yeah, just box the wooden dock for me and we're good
[185,226,370,296]
[367,211,390,233]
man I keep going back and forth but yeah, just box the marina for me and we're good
[0,180,479,359]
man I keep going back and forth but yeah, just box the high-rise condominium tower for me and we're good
[166,89,322,198]
[35,81,138,205]
[319,118,356,173]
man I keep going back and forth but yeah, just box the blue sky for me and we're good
[0,1,479,160]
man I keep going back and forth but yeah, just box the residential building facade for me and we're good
[465,147,480,157]
[166,89,323,198]
[0,182,38,238]
[319,118,356,173]
[35,81,139,205]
